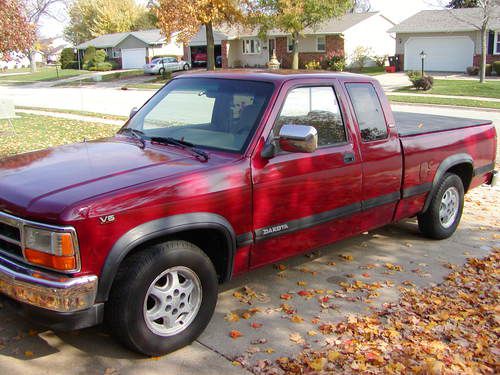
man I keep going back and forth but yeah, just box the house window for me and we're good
[112,49,121,58]
[287,37,293,53]
[495,31,500,55]
[242,38,261,54]
[317,36,326,52]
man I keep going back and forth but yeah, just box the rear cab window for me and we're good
[345,83,388,142]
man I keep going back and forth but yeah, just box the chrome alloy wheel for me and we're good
[143,266,202,336]
[439,186,459,229]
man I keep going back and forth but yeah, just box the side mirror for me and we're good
[278,124,318,154]
[129,107,138,119]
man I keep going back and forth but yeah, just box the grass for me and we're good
[351,66,386,76]
[388,94,500,110]
[0,67,89,85]
[122,76,170,90]
[0,113,119,158]
[55,69,146,87]
[396,79,500,99]
[17,106,128,121]
[0,67,31,74]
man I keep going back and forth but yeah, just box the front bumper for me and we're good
[0,255,97,313]
[489,170,498,186]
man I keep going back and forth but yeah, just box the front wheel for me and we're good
[105,240,218,356]
[418,173,464,239]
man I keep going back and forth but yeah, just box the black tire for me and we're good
[418,173,464,240]
[105,240,218,356]
[183,63,190,71]
[158,67,165,76]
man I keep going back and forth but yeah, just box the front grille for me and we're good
[0,214,23,260]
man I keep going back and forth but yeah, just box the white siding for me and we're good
[344,14,395,66]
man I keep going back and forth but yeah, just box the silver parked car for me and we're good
[143,57,190,75]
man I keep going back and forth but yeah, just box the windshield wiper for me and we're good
[150,136,209,161]
[119,128,146,149]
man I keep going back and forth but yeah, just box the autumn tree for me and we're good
[153,0,244,70]
[350,0,371,12]
[252,0,352,70]
[64,0,156,45]
[0,0,36,57]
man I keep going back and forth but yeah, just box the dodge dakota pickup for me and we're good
[0,71,496,356]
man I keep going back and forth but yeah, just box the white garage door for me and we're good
[121,48,146,69]
[404,36,474,72]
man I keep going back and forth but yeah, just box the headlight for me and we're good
[23,226,79,272]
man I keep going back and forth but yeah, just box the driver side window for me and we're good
[274,86,346,147]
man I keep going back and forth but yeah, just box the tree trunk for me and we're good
[29,50,37,73]
[479,26,487,83]
[292,32,299,70]
[205,22,215,71]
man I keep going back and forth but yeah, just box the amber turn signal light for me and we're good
[25,249,77,271]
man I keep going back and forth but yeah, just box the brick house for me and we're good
[389,7,500,72]
[218,12,395,69]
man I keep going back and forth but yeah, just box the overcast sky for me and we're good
[39,0,443,41]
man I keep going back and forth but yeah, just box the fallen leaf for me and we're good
[224,312,240,323]
[229,330,243,339]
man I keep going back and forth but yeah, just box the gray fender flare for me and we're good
[422,153,473,212]
[96,212,236,302]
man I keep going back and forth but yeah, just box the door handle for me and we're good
[343,153,355,164]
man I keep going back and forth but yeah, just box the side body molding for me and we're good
[422,153,473,212]
[96,213,236,302]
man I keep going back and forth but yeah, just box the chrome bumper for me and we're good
[0,255,97,313]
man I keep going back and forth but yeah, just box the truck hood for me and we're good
[0,137,215,220]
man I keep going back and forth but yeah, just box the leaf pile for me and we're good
[242,251,500,374]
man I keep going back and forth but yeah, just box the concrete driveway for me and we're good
[0,184,497,374]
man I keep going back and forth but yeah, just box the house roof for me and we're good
[76,29,166,49]
[389,7,500,34]
[223,11,392,38]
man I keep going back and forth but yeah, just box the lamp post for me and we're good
[420,50,426,77]
[73,48,81,70]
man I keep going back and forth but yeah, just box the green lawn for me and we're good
[388,94,500,110]
[396,79,500,99]
[0,113,119,158]
[0,67,89,84]
[349,66,386,76]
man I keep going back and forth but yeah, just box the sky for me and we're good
[38,0,444,41]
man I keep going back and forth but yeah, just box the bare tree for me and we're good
[439,0,499,82]
[24,0,66,72]
[350,0,372,13]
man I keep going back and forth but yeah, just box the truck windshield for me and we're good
[125,78,275,153]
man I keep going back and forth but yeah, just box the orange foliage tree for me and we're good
[153,0,244,70]
[0,0,36,56]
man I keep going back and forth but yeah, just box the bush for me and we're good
[161,69,172,80]
[94,49,106,64]
[323,54,346,71]
[305,60,321,70]
[485,64,492,76]
[406,70,421,81]
[109,60,120,70]
[351,46,372,69]
[60,48,75,69]
[466,66,479,76]
[411,75,434,91]
[83,46,96,66]
[374,55,387,67]
[493,61,500,75]
[88,62,113,71]
[65,61,80,69]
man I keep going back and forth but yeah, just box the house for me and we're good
[75,29,184,69]
[0,51,43,70]
[40,36,71,64]
[388,7,500,72]
[219,12,395,69]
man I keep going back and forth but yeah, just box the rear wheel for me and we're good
[105,240,218,356]
[183,63,190,71]
[158,67,165,76]
[418,173,464,239]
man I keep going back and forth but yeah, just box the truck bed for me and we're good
[394,112,492,137]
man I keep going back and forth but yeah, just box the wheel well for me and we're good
[119,228,230,284]
[447,163,473,192]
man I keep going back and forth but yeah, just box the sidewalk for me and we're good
[386,91,500,102]
[15,108,124,126]
[29,69,141,88]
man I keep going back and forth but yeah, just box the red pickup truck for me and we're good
[0,71,496,356]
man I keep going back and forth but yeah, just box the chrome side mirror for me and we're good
[278,124,318,154]
[129,107,138,118]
